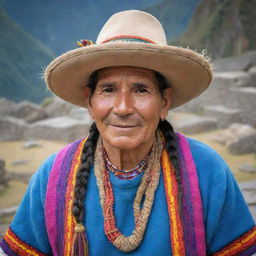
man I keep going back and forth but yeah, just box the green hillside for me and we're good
[172,0,256,59]
[1,0,160,55]
[0,8,54,103]
[2,0,200,55]
[145,0,200,40]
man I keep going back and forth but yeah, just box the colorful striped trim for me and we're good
[101,35,156,44]
[64,138,87,255]
[45,137,87,256]
[162,150,186,256]
[161,133,206,256]
[212,226,256,256]
[1,227,46,256]
[178,133,206,256]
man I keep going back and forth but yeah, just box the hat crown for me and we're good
[96,10,167,45]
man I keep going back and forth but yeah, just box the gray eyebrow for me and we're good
[96,82,115,88]
[132,83,149,88]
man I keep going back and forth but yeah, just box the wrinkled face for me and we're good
[88,66,172,151]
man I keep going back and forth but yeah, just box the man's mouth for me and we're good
[110,124,137,128]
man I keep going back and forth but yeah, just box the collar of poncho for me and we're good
[45,132,206,256]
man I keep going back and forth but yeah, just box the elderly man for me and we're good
[1,10,255,256]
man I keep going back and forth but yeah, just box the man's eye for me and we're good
[135,88,148,93]
[102,87,114,93]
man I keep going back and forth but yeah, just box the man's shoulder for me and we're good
[184,135,230,179]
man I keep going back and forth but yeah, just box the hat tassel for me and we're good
[71,224,89,256]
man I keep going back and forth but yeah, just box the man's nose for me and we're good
[113,90,134,117]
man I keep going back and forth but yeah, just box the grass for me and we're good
[0,139,66,226]
[0,133,255,210]
[0,139,66,174]
[0,181,27,209]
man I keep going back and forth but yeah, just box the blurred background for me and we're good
[0,0,256,236]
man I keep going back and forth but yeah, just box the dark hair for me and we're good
[72,123,99,224]
[72,69,182,224]
[86,68,169,96]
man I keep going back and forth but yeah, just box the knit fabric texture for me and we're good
[1,135,255,255]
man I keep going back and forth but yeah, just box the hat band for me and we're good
[101,35,156,44]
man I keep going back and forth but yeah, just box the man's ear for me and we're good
[160,88,173,120]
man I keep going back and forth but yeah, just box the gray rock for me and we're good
[238,164,256,174]
[239,180,256,191]
[239,180,256,206]
[11,159,30,166]
[227,87,256,126]
[0,206,18,218]
[11,101,48,122]
[24,110,49,123]
[228,131,256,155]
[170,113,218,134]
[248,65,256,87]
[178,71,250,113]
[24,116,92,142]
[44,97,76,117]
[213,123,255,145]
[0,116,28,141]
[0,98,16,116]
[203,105,242,128]
[0,184,6,193]
[68,108,92,122]
[239,180,256,221]
[7,171,33,183]
[0,159,8,188]
[213,51,256,72]
[249,66,256,73]
[22,140,42,149]
[242,190,256,206]
[214,71,251,87]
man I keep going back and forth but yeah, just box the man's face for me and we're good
[88,66,172,152]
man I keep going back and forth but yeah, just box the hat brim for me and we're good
[45,43,212,109]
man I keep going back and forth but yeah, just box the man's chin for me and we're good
[104,136,143,151]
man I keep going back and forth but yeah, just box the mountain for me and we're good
[0,8,54,103]
[1,0,161,55]
[0,0,201,103]
[1,0,200,55]
[173,0,256,59]
[144,0,201,40]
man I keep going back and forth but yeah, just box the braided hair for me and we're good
[155,71,183,212]
[72,123,99,224]
[158,119,182,212]
[72,69,183,225]
[72,70,100,223]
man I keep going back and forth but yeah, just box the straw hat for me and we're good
[44,10,212,109]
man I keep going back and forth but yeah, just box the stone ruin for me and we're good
[177,51,256,128]
[0,97,92,143]
[0,159,9,192]
[0,51,256,155]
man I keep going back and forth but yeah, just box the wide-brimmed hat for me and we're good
[44,10,212,109]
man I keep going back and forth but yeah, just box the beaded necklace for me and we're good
[94,132,163,252]
[103,149,150,180]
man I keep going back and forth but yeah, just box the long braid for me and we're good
[158,120,183,212]
[155,71,183,211]
[72,123,99,224]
